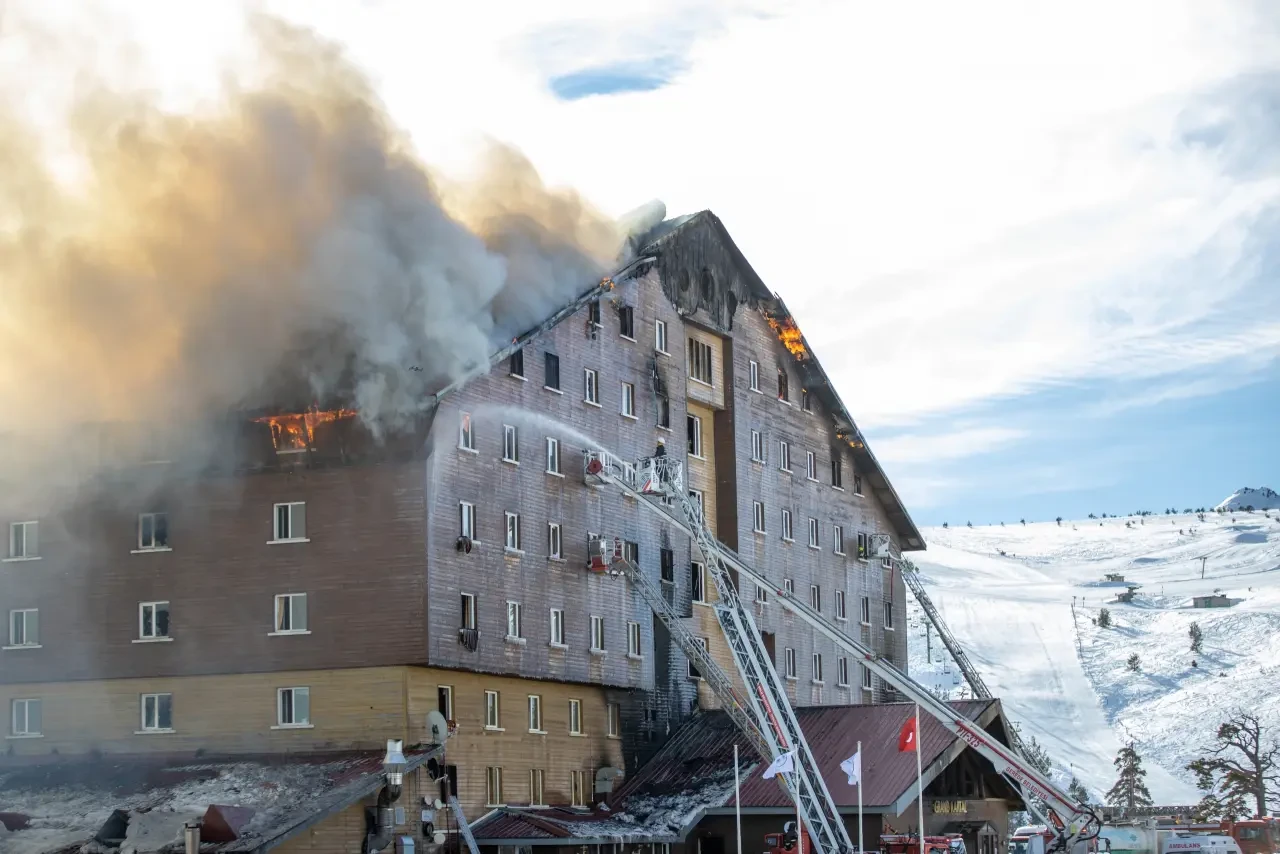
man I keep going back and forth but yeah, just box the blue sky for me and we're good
[11,0,1280,530]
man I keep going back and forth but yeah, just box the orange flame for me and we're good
[765,314,807,360]
[601,276,615,290]
[253,407,358,451]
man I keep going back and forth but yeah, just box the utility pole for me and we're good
[1198,556,1208,579]
[925,622,932,663]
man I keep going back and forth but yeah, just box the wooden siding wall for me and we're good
[274,765,434,854]
[0,464,428,685]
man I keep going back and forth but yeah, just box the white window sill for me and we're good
[502,458,520,466]
[267,538,310,545]
[458,446,478,455]
[7,733,43,739]
[607,733,622,740]
[549,641,568,650]
[135,729,176,735]
[860,621,871,628]
[778,398,792,406]
[750,387,762,394]
[546,470,564,478]
[835,616,848,623]
[808,544,821,551]
[656,349,670,357]
[132,637,173,644]
[857,558,869,564]
[660,577,675,586]
[544,386,563,395]
[689,453,707,462]
[131,547,173,554]
[755,600,769,607]
[811,680,825,686]
[509,373,527,382]
[657,424,673,432]
[807,477,819,483]
[589,648,608,657]
[504,635,527,646]
[569,731,589,738]
[751,458,765,465]
[529,728,547,735]
[778,468,792,476]
[832,485,845,492]
[884,626,896,632]
[462,539,482,548]
[504,547,524,556]
[626,653,643,661]
[271,723,315,730]
[483,726,505,733]
[689,376,714,389]
[621,413,638,421]
[753,529,766,536]
[861,686,873,693]
[620,335,637,343]
[854,492,865,498]
[2,644,41,651]
[834,551,846,557]
[781,537,794,544]
[785,675,798,682]
[583,399,602,408]
[692,600,710,607]
[548,556,566,563]
[268,630,312,637]
[2,556,41,563]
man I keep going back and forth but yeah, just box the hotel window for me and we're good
[8,521,37,559]
[621,382,636,417]
[691,562,706,603]
[607,703,621,737]
[778,440,790,471]
[627,621,642,656]
[484,690,500,729]
[568,699,583,735]
[10,698,40,736]
[655,319,668,353]
[588,299,601,326]
[687,414,702,457]
[831,457,843,488]
[545,437,561,474]
[437,686,453,720]
[509,348,525,378]
[458,412,475,451]
[781,510,793,542]
[753,501,766,533]
[137,513,169,550]
[860,596,871,625]
[570,770,586,807]
[857,532,869,560]
[548,523,562,559]
[274,593,308,634]
[854,473,864,496]
[277,687,310,727]
[528,695,543,732]
[460,594,477,630]
[584,369,599,405]
[486,767,504,806]
[459,502,476,540]
[751,430,765,462]
[777,368,789,401]
[657,393,671,428]
[749,360,760,391]
[755,584,767,603]
[808,518,820,548]
[139,601,169,639]
[590,615,606,652]
[529,769,545,805]
[8,609,38,647]
[619,306,635,339]
[140,692,173,732]
[784,647,796,679]
[801,388,812,412]
[812,653,824,683]
[688,637,708,680]
[862,665,873,690]
[688,338,713,384]
[884,601,895,630]
[506,601,523,639]
[810,584,821,612]
[544,352,560,390]
[505,512,521,551]
[549,608,565,645]
[834,525,845,555]
[837,657,850,687]
[660,548,674,583]
[835,590,847,620]
[502,425,519,463]
[783,578,794,595]
[806,451,817,480]
[273,502,306,542]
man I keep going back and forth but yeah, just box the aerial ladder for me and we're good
[582,450,1101,854]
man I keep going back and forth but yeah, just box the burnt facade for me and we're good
[0,211,922,816]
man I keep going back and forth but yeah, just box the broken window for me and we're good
[801,388,811,412]
[691,562,705,603]
[687,414,702,456]
[660,548,674,583]
[543,352,560,390]
[278,687,310,726]
[619,306,635,339]
[588,300,601,327]
[854,473,863,495]
[584,369,599,405]
[139,601,170,639]
[509,348,525,378]
[777,368,789,401]
[688,637,708,680]
[657,393,670,429]
[138,513,169,550]
[688,339,713,385]
[831,456,843,488]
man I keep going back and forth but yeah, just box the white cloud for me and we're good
[18,0,1280,431]
[871,427,1027,466]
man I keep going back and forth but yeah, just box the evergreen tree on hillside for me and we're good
[1127,653,1141,672]
[1188,712,1279,817]
[1097,608,1112,628]
[1068,777,1091,805]
[1190,622,1204,654]
[1107,744,1154,811]
[1056,517,1063,526]
[1023,735,1053,776]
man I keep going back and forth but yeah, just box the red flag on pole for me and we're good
[897,714,918,752]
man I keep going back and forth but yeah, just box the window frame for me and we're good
[749,360,760,392]
[831,457,843,489]
[484,690,501,730]
[568,698,584,735]
[862,665,874,690]
[621,382,636,418]
[583,369,600,405]
[276,686,311,728]
[506,601,523,640]
[570,770,586,807]
[838,657,850,687]
[509,348,525,378]
[545,437,561,475]
[860,595,871,625]
[137,512,170,551]
[504,512,521,552]
[835,589,847,620]
[753,501,766,533]
[502,424,519,463]
[686,414,703,458]
[138,601,170,640]
[547,523,562,560]
[544,352,561,390]
[687,338,714,385]
[7,521,38,560]
[619,305,635,339]
[589,615,606,652]
[458,412,475,451]
[812,652,824,684]
[627,621,642,657]
[784,647,797,679]
[528,694,543,733]
[530,769,546,806]
[691,561,706,604]
[140,692,174,733]
[273,593,309,635]
[660,548,675,584]
[778,440,790,471]
[810,584,821,612]
[801,388,812,412]
[486,766,504,806]
[808,517,820,548]
[884,601,895,630]
[777,368,789,401]
[10,697,41,736]
[834,525,845,555]
[7,608,38,647]
[459,501,477,541]
[272,502,307,543]
[655,319,668,354]
[751,430,764,462]
[607,702,621,738]
[806,451,817,481]
[781,509,794,542]
[461,593,478,630]
[688,636,709,680]
[549,608,565,646]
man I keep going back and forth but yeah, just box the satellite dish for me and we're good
[426,711,452,744]
[434,831,447,845]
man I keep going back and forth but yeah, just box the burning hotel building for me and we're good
[0,211,932,853]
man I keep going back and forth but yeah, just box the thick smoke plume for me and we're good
[0,12,624,485]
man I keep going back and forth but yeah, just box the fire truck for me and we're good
[582,450,1104,854]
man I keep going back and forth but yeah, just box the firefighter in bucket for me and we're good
[639,439,670,495]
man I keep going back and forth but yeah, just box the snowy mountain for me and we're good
[1216,486,1279,511]
[905,508,1280,805]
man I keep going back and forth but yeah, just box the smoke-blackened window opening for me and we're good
[688,636,708,680]
[660,547,674,583]
[460,593,477,630]
[656,393,671,429]
[831,455,843,489]
[690,561,706,603]
[854,473,864,496]
[274,593,308,633]
[801,388,811,412]
[587,300,602,326]
[8,521,37,559]
[619,305,635,340]
[139,601,170,639]
[699,268,713,302]
[273,502,306,542]
[777,368,789,401]
[140,692,173,732]
[687,339,713,385]
[509,348,525,379]
[138,512,169,550]
[543,352,560,391]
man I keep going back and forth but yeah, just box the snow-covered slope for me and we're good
[905,509,1280,804]
[1216,486,1279,511]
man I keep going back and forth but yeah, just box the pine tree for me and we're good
[1127,653,1141,672]
[1107,744,1154,811]
[1188,712,1279,817]
[1068,777,1091,805]
[1056,517,1063,526]
[1097,608,1111,628]
[1190,622,1204,654]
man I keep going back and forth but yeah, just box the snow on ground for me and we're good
[1215,487,1279,512]
[905,506,1280,805]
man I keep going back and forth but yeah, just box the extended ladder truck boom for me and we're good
[584,450,1101,854]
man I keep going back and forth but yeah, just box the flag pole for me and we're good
[734,744,743,854]
[915,704,924,854]
[857,740,864,853]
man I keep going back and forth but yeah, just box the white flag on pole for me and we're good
[763,750,797,779]
[841,749,862,786]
